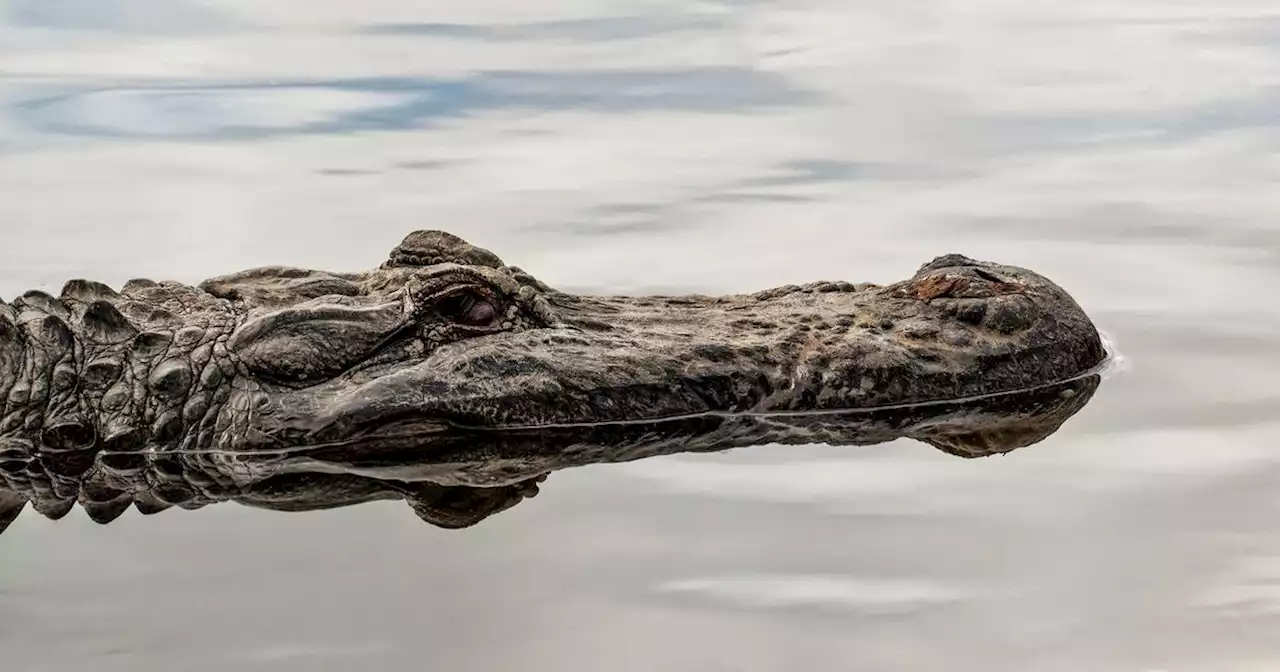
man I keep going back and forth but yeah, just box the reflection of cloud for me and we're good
[366,15,728,41]
[611,423,1280,518]
[743,0,1280,117]
[18,87,418,139]
[10,69,816,140]
[1196,554,1280,618]
[658,574,974,615]
[743,159,869,185]
[939,202,1280,265]
[529,155,941,238]
[4,0,231,33]
[235,642,392,662]
[612,455,985,506]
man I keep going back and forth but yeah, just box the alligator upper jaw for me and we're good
[281,256,1107,452]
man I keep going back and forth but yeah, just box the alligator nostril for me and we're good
[972,268,1006,284]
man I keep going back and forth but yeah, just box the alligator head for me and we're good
[0,230,1107,532]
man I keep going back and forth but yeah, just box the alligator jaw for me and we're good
[249,253,1106,460]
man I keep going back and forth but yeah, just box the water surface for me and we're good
[2,1,1279,670]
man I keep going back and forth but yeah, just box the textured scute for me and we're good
[31,495,76,520]
[61,279,122,303]
[81,301,138,344]
[0,304,22,402]
[82,497,132,524]
[0,490,26,534]
[385,230,505,269]
[0,229,1106,534]
[200,267,365,309]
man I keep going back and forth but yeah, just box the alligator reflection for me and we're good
[0,375,1099,534]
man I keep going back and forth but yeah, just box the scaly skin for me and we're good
[0,230,1106,533]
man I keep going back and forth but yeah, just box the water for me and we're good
[1,1,1278,670]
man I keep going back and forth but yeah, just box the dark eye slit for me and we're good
[436,292,478,319]
[435,288,500,327]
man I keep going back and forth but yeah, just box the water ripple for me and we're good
[9,69,817,140]
[658,574,975,615]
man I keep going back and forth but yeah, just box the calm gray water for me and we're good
[2,1,1279,670]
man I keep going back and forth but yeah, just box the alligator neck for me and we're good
[0,280,240,520]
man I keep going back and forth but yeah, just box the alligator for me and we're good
[0,230,1107,535]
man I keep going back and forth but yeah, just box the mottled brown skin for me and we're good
[0,231,1106,533]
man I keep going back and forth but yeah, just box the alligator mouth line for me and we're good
[88,336,1121,461]
[450,338,1123,431]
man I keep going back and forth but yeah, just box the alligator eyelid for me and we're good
[325,310,504,385]
[407,283,495,321]
[430,284,494,303]
[369,286,499,364]
[299,320,419,387]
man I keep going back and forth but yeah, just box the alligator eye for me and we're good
[437,291,498,327]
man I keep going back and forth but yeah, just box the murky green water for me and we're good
[3,2,1279,670]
